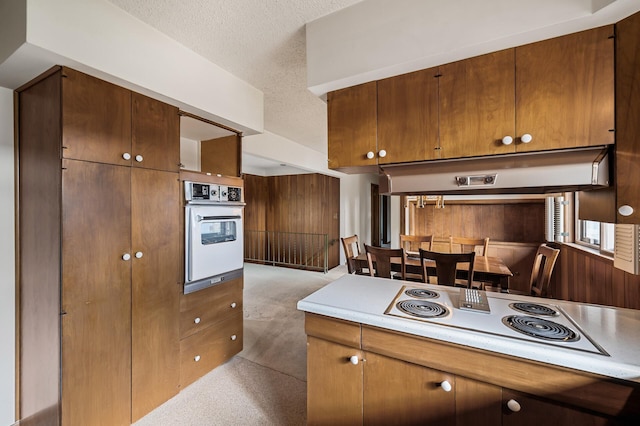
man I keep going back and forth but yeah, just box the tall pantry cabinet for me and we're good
[17,66,181,425]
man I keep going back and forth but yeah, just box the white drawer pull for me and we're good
[366,151,375,159]
[520,133,533,143]
[502,136,513,145]
[507,399,521,412]
[135,154,143,162]
[122,253,131,261]
[349,355,359,365]
[230,334,237,341]
[439,380,452,392]
[122,152,131,160]
[194,355,201,362]
[230,302,237,309]
[194,317,201,324]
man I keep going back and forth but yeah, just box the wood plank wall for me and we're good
[243,173,341,269]
[557,244,640,310]
[409,201,545,242]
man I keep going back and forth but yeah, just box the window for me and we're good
[577,220,614,254]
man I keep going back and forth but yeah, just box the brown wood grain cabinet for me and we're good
[377,68,439,163]
[18,66,181,425]
[515,25,614,152]
[179,278,244,388]
[439,49,516,159]
[305,313,636,425]
[328,25,615,170]
[327,81,378,171]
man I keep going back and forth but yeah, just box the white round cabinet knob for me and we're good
[619,205,634,217]
[135,154,143,162]
[122,253,131,261]
[366,151,375,159]
[122,152,132,160]
[231,334,237,341]
[439,380,452,392]
[349,355,359,365]
[230,302,237,309]
[502,136,514,145]
[507,399,521,412]
[194,317,201,324]
[520,134,533,143]
[135,251,143,259]
[194,355,201,362]
[378,149,387,158]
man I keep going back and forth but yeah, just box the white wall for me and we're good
[0,87,16,425]
[339,173,379,265]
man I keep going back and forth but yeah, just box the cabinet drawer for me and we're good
[180,281,243,339]
[180,276,243,311]
[305,313,361,348]
[180,311,243,388]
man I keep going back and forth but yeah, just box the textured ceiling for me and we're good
[109,0,363,157]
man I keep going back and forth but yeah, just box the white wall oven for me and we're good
[184,180,244,294]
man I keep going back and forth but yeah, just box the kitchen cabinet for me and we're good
[328,25,614,169]
[327,81,378,171]
[439,49,516,159]
[305,313,633,425]
[515,25,614,152]
[179,277,244,388]
[18,66,181,425]
[377,68,439,163]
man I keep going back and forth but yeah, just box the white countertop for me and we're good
[297,274,640,383]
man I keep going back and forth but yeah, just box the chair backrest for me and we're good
[529,244,560,297]
[365,244,405,279]
[341,235,361,274]
[419,249,475,288]
[399,235,434,255]
[449,237,490,256]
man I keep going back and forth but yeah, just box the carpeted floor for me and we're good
[133,263,347,426]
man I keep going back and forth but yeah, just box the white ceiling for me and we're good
[108,0,639,175]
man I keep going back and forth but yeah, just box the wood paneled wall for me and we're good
[244,173,341,269]
[557,244,640,310]
[409,201,545,243]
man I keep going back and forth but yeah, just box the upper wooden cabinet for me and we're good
[61,67,180,172]
[515,25,614,152]
[439,49,516,159]
[327,81,378,171]
[132,92,181,172]
[377,68,439,163]
[327,25,615,170]
[62,67,132,165]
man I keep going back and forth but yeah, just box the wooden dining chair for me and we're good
[365,244,406,280]
[399,235,434,281]
[528,244,561,297]
[419,249,475,288]
[341,235,367,275]
[449,237,490,256]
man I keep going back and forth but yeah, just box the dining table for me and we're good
[354,251,513,292]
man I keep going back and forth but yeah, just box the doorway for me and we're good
[371,184,391,247]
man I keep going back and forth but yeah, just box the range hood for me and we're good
[379,146,610,195]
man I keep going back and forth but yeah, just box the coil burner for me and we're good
[509,302,558,316]
[502,315,579,342]
[396,300,449,318]
[404,288,439,299]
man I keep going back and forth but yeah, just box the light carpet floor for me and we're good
[133,263,347,426]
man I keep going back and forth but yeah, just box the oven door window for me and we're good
[200,220,237,245]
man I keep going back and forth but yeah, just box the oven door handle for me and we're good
[197,215,242,222]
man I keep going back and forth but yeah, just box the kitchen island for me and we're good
[298,274,640,425]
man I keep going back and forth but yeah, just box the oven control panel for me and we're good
[185,181,242,203]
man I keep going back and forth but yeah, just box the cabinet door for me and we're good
[328,82,377,170]
[61,67,132,165]
[307,337,363,425]
[377,68,439,163]
[132,93,180,172]
[61,159,132,426]
[516,25,614,152]
[439,49,516,159]
[615,11,640,224]
[456,376,502,426]
[502,390,613,426]
[363,352,455,425]
[131,168,181,421]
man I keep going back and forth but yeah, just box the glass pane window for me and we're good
[602,223,615,253]
[201,220,237,245]
[580,220,601,245]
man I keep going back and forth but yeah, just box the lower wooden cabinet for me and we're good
[179,278,244,388]
[305,313,636,425]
